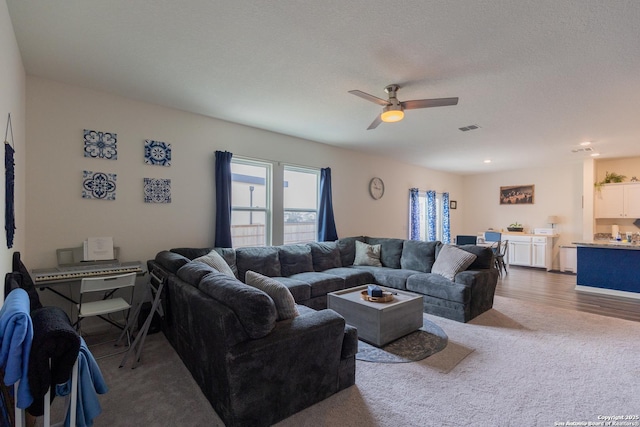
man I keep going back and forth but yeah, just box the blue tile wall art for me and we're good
[82,170,117,200]
[144,178,171,203]
[144,140,171,166]
[84,129,117,160]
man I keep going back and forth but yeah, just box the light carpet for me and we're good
[39,295,640,426]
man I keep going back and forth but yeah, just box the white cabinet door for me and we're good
[595,185,624,218]
[531,241,547,268]
[509,241,532,266]
[624,183,640,217]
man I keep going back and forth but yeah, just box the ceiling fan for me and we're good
[348,84,459,130]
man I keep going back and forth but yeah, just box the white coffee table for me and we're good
[327,285,424,347]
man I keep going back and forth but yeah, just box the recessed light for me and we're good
[483,159,491,164]
[580,141,592,146]
[590,152,601,157]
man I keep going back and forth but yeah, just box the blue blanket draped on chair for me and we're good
[56,337,108,427]
[0,288,34,408]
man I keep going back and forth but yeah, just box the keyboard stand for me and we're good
[119,270,164,369]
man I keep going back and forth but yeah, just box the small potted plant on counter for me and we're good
[507,222,524,232]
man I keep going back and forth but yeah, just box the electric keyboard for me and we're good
[32,261,144,284]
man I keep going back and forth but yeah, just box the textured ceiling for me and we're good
[7,0,640,174]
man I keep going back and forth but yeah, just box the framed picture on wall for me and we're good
[500,185,534,205]
[449,200,457,209]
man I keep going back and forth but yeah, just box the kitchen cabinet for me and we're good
[531,237,548,268]
[595,182,640,218]
[509,237,532,266]
[506,234,555,271]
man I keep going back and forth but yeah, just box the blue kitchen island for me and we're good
[574,241,640,299]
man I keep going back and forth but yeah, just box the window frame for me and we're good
[230,157,273,247]
[283,165,320,244]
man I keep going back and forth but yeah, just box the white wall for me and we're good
[25,77,464,269]
[1,0,26,301]
[462,163,584,268]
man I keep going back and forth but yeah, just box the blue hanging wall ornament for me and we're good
[5,113,16,248]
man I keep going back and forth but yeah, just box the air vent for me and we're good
[571,146,594,153]
[459,124,480,132]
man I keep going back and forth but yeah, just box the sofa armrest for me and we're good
[225,309,349,425]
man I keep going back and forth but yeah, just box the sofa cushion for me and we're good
[193,249,236,277]
[336,236,366,267]
[288,272,345,297]
[432,244,477,280]
[366,237,404,268]
[170,247,211,260]
[246,271,299,320]
[177,261,218,288]
[353,240,382,267]
[406,273,472,304]
[155,250,190,274]
[236,246,281,281]
[350,266,416,290]
[270,277,312,302]
[321,267,375,288]
[198,272,277,339]
[457,245,494,270]
[277,245,314,276]
[308,242,342,271]
[400,240,441,272]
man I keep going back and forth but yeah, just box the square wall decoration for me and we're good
[84,129,117,160]
[144,140,171,166]
[144,178,171,203]
[82,170,117,200]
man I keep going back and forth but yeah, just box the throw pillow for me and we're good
[431,244,478,281]
[353,240,382,267]
[245,271,299,320]
[193,249,235,277]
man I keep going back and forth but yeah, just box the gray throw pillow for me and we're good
[245,271,299,320]
[193,249,236,277]
[431,244,477,281]
[353,240,382,267]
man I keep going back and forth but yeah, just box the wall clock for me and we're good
[369,177,385,200]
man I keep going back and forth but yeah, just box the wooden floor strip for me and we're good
[495,266,640,322]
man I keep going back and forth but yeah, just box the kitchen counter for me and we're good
[573,243,640,299]
[573,241,640,250]
[503,232,559,237]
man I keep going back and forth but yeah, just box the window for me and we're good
[415,191,448,242]
[231,159,271,248]
[230,158,320,247]
[283,166,319,244]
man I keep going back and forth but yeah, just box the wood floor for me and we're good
[495,265,640,322]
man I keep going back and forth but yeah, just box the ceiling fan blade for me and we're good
[401,97,459,110]
[349,90,390,106]
[367,115,383,130]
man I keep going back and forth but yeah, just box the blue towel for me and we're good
[0,288,34,408]
[56,337,108,427]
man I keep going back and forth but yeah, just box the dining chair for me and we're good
[495,240,509,277]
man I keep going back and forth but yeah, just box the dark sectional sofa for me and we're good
[147,236,498,426]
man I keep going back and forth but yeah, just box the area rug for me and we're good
[356,318,448,363]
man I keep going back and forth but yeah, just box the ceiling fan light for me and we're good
[381,108,404,123]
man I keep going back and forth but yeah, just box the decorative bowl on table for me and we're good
[360,290,394,303]
[507,227,524,232]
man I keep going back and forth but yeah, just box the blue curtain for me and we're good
[426,190,436,241]
[409,188,420,240]
[317,167,338,241]
[442,192,451,244]
[214,150,233,247]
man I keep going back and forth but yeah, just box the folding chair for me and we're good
[75,272,137,357]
